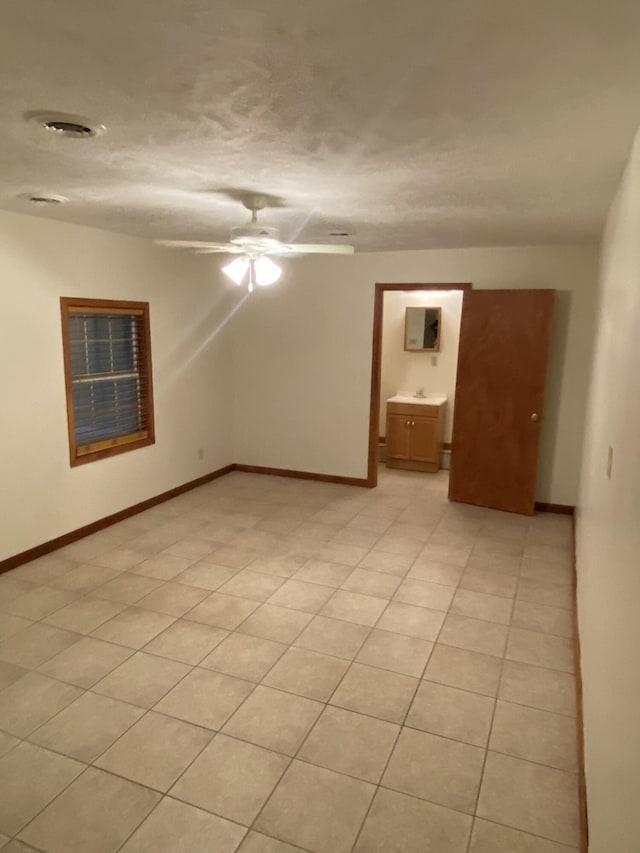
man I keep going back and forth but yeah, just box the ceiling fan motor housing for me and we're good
[230,223,281,248]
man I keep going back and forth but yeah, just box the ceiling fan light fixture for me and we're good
[254,256,282,286]
[222,256,249,285]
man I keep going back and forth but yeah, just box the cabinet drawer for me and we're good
[387,402,440,418]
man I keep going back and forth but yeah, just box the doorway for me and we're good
[367,283,471,487]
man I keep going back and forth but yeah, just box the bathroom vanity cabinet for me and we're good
[385,395,446,473]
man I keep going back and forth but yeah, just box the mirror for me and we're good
[404,307,441,352]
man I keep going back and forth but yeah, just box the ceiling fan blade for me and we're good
[156,240,241,253]
[276,243,355,255]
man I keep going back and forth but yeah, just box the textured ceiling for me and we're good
[1,0,640,250]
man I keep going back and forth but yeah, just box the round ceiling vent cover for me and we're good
[25,111,106,138]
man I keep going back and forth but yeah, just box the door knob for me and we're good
[530,413,541,422]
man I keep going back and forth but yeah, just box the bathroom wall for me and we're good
[0,210,240,561]
[576,129,640,852]
[379,289,463,440]
[231,243,599,504]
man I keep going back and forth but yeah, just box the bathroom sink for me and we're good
[387,394,447,406]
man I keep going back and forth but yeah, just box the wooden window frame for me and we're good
[60,296,155,467]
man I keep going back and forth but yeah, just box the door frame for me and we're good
[367,282,473,487]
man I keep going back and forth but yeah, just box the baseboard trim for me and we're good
[572,516,589,853]
[0,464,236,575]
[534,501,575,515]
[234,464,370,488]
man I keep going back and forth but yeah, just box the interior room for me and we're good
[1,3,639,853]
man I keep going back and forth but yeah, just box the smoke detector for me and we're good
[17,192,68,205]
[25,111,106,138]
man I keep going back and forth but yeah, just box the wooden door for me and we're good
[448,290,554,515]
[386,414,411,459]
[410,416,439,463]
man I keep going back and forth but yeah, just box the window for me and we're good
[60,297,155,466]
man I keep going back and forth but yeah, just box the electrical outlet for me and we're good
[606,446,613,480]
[197,447,204,461]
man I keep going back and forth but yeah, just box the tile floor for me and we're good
[0,468,580,852]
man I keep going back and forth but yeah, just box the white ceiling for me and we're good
[1,0,640,251]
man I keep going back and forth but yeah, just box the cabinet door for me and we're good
[409,416,439,463]
[386,413,411,459]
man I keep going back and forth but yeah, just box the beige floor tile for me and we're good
[0,661,26,692]
[512,600,573,638]
[44,597,126,634]
[293,615,369,659]
[298,706,399,783]
[2,587,78,621]
[0,576,37,605]
[247,554,308,579]
[292,559,352,588]
[186,592,259,629]
[0,614,33,643]
[408,680,494,747]
[376,601,445,640]
[262,647,349,701]
[0,742,84,836]
[408,560,463,587]
[50,564,122,594]
[419,543,471,567]
[171,733,288,823]
[223,685,322,755]
[490,700,578,771]
[0,622,81,668]
[120,796,247,853]
[394,578,455,611]
[348,514,392,534]
[499,660,577,716]
[130,554,196,581]
[156,667,254,730]
[0,731,19,758]
[91,607,176,649]
[353,787,472,853]
[268,579,335,614]
[382,727,485,813]
[330,663,417,723]
[3,839,43,851]
[477,751,580,846]
[451,588,513,625]
[239,831,307,852]
[516,579,573,610]
[95,711,212,791]
[10,556,78,587]
[440,614,508,657]
[321,590,387,627]
[315,542,368,567]
[29,691,144,761]
[174,562,239,590]
[355,629,432,677]
[93,574,164,605]
[341,569,400,599]
[461,569,518,598]
[134,582,209,617]
[201,632,286,681]
[19,767,161,853]
[358,550,413,576]
[165,536,219,560]
[238,604,313,644]
[467,552,522,576]
[255,760,375,853]
[523,544,572,566]
[210,545,261,569]
[91,546,151,571]
[37,636,133,688]
[469,818,577,852]
[93,651,190,708]
[506,628,574,672]
[143,619,228,665]
[424,644,503,696]
[218,570,286,602]
[0,672,82,737]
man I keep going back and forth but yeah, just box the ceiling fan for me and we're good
[157,195,354,291]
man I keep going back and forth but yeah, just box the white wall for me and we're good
[380,290,463,440]
[576,131,640,852]
[232,244,599,503]
[0,211,240,560]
